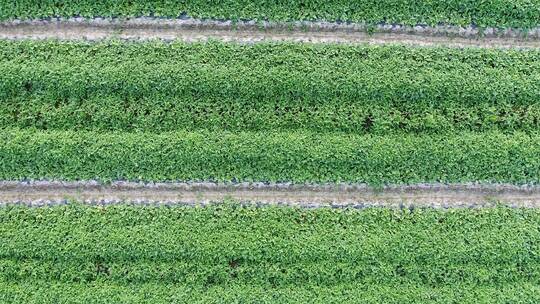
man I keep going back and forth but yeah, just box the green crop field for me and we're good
[2,129,540,184]
[3,0,540,28]
[1,204,540,303]
[1,2,540,303]
[1,40,540,184]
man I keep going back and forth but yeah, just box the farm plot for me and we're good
[1,2,540,302]
[1,205,540,303]
[1,40,540,185]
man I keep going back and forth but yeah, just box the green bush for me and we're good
[1,205,540,303]
[1,129,539,184]
[2,0,540,28]
[1,40,540,134]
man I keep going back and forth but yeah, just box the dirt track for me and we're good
[1,18,540,48]
[2,181,540,208]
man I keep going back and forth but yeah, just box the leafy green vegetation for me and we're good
[2,40,540,134]
[1,129,539,184]
[1,40,539,184]
[2,0,540,28]
[3,282,539,304]
[1,204,540,303]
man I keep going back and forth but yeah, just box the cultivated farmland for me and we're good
[1,2,540,303]
[2,205,540,303]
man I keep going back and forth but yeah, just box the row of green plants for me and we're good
[1,205,539,303]
[2,0,540,28]
[2,129,539,184]
[2,282,536,304]
[2,41,540,133]
[5,95,540,134]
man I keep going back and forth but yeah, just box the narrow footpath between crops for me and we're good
[1,18,540,48]
[2,181,540,208]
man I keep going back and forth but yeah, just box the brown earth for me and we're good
[2,181,540,208]
[1,18,540,48]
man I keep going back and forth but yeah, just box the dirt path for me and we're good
[1,18,540,48]
[2,181,540,208]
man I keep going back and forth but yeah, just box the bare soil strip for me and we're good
[1,181,540,208]
[1,18,540,48]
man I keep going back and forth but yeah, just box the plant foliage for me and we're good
[1,205,540,303]
[1,41,540,134]
[1,129,539,184]
[2,0,540,28]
